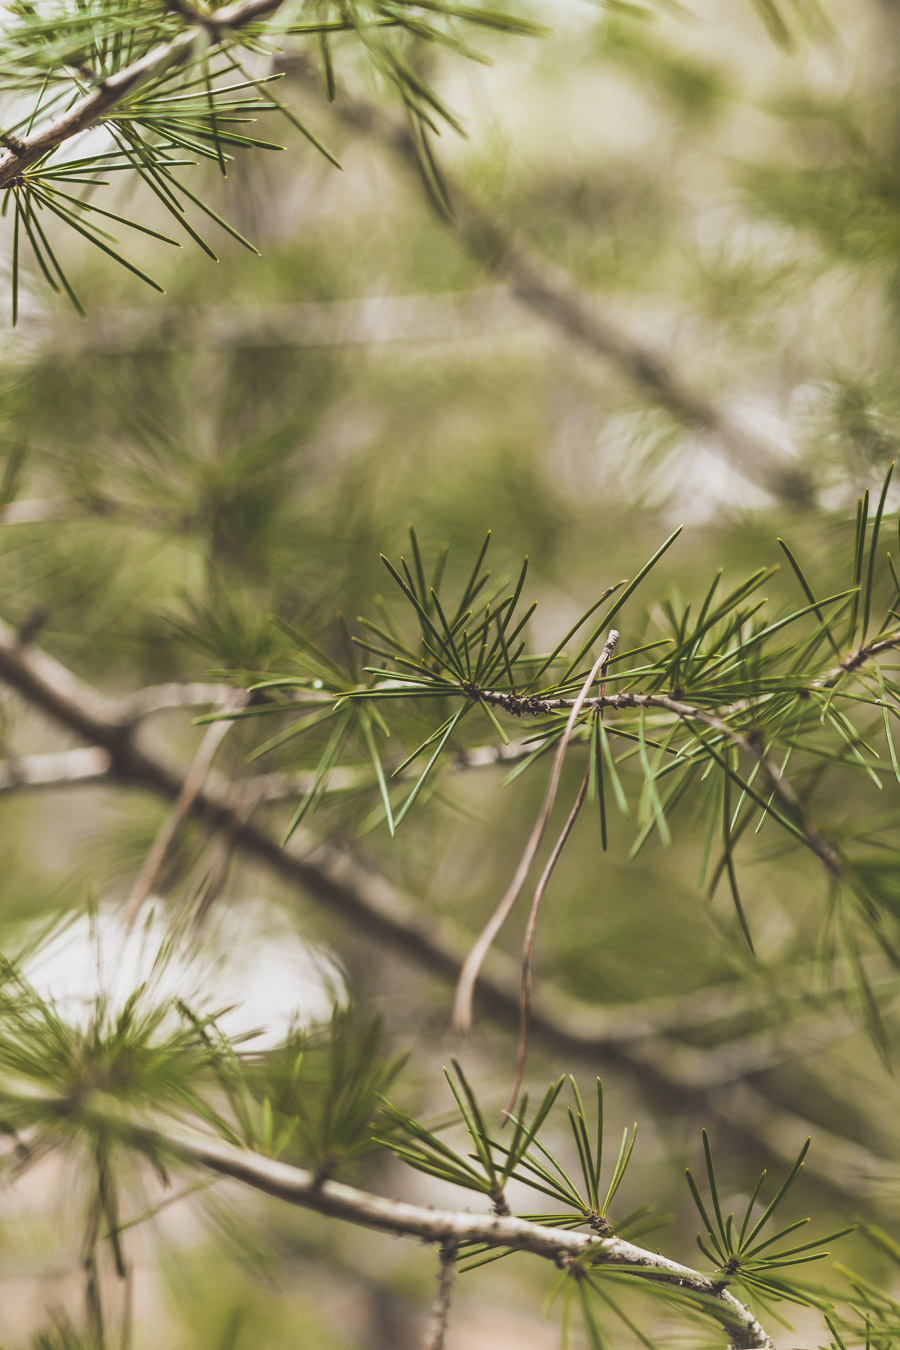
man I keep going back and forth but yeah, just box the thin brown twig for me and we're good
[821,634,900,685]
[121,688,248,928]
[506,756,591,1115]
[452,631,619,1034]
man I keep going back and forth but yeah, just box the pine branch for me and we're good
[0,619,893,1214]
[0,619,566,1005]
[0,0,289,191]
[465,667,900,881]
[137,1122,777,1350]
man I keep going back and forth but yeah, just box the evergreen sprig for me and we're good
[378,1070,647,1273]
[0,0,542,320]
[240,474,900,996]
[237,1007,406,1172]
[377,1058,564,1212]
[686,1130,852,1314]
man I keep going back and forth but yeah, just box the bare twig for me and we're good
[507,758,590,1115]
[421,1242,457,1350]
[142,1123,775,1350]
[453,631,619,1034]
[121,689,249,927]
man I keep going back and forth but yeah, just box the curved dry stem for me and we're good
[506,757,591,1115]
[453,631,619,1033]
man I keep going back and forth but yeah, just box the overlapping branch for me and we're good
[0,619,892,1211]
[20,288,523,354]
[422,1243,457,1350]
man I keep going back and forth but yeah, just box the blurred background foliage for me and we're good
[4,0,900,1346]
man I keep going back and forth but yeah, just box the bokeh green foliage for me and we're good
[3,0,900,1346]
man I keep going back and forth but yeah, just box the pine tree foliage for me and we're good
[235,496,900,1053]
[0,0,542,320]
[3,0,900,1348]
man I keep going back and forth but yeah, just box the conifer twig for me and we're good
[0,619,893,1209]
[0,0,289,190]
[469,683,845,877]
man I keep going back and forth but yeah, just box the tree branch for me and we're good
[144,1124,775,1350]
[0,0,288,190]
[422,1242,457,1350]
[0,746,112,791]
[22,289,525,355]
[468,679,878,880]
[0,621,892,1212]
